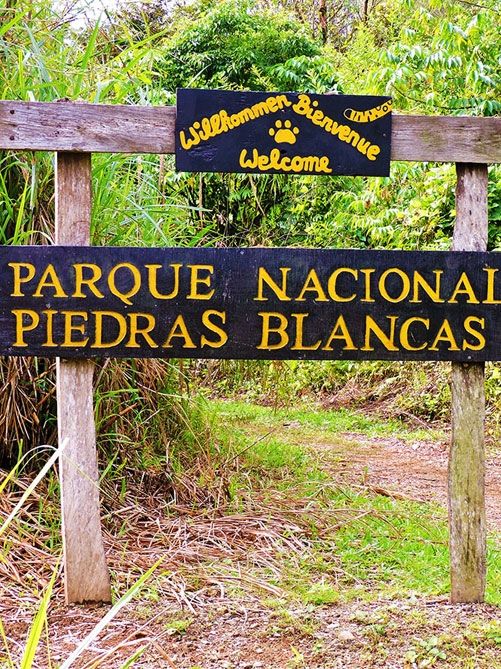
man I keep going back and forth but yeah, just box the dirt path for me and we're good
[317,431,501,530]
[3,591,499,668]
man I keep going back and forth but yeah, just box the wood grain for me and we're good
[0,247,499,361]
[55,153,111,604]
[1,101,175,154]
[391,115,501,163]
[1,101,500,163]
[449,163,488,603]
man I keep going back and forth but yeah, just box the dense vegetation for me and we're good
[0,0,500,466]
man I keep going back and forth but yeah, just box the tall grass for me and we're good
[1,2,500,459]
[0,0,212,465]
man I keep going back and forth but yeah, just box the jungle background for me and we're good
[0,1,500,667]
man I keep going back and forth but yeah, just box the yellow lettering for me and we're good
[356,137,370,155]
[8,262,36,297]
[179,127,200,150]
[338,125,351,141]
[266,96,278,113]
[240,148,332,174]
[449,272,480,304]
[187,264,215,300]
[33,264,67,298]
[343,102,392,123]
[322,315,357,351]
[463,316,486,351]
[429,319,460,351]
[250,101,270,117]
[296,270,328,302]
[362,316,399,351]
[399,317,429,351]
[367,145,381,161]
[484,268,501,304]
[12,309,39,346]
[291,313,321,350]
[236,107,255,124]
[292,94,312,116]
[108,263,141,306]
[239,148,257,169]
[378,268,411,303]
[258,153,270,170]
[410,270,444,303]
[126,313,158,348]
[210,113,221,134]
[162,315,196,349]
[230,113,241,127]
[347,129,360,147]
[255,267,291,301]
[201,310,228,348]
[92,311,127,348]
[146,264,181,299]
[361,269,376,302]
[61,311,88,347]
[319,157,331,172]
[327,268,357,302]
[72,263,104,299]
[257,312,289,350]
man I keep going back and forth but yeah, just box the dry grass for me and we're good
[0,454,368,609]
[0,358,57,466]
[0,357,189,472]
[0,457,356,666]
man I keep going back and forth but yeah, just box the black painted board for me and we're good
[0,247,499,361]
[175,89,392,176]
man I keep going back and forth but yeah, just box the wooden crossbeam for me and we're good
[1,100,500,163]
[1,98,498,608]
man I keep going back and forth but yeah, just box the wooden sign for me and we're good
[175,89,392,176]
[1,247,499,361]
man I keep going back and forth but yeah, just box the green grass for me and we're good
[211,398,443,442]
[207,399,501,606]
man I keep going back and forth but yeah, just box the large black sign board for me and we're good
[176,89,392,176]
[1,247,499,361]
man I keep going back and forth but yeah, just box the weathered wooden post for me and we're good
[55,152,111,604]
[449,163,488,602]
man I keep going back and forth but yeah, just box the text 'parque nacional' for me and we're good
[1,247,499,362]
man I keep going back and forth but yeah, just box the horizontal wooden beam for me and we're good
[0,101,175,154]
[1,100,500,163]
[391,115,501,164]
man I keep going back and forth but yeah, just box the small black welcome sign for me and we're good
[175,89,392,176]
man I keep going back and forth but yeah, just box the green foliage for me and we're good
[374,0,501,115]
[404,636,447,667]
[158,0,324,90]
[268,54,340,93]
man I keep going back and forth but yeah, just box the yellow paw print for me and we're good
[269,120,299,145]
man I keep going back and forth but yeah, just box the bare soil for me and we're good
[318,431,501,530]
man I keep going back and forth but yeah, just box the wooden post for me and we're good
[449,163,488,603]
[55,153,111,604]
